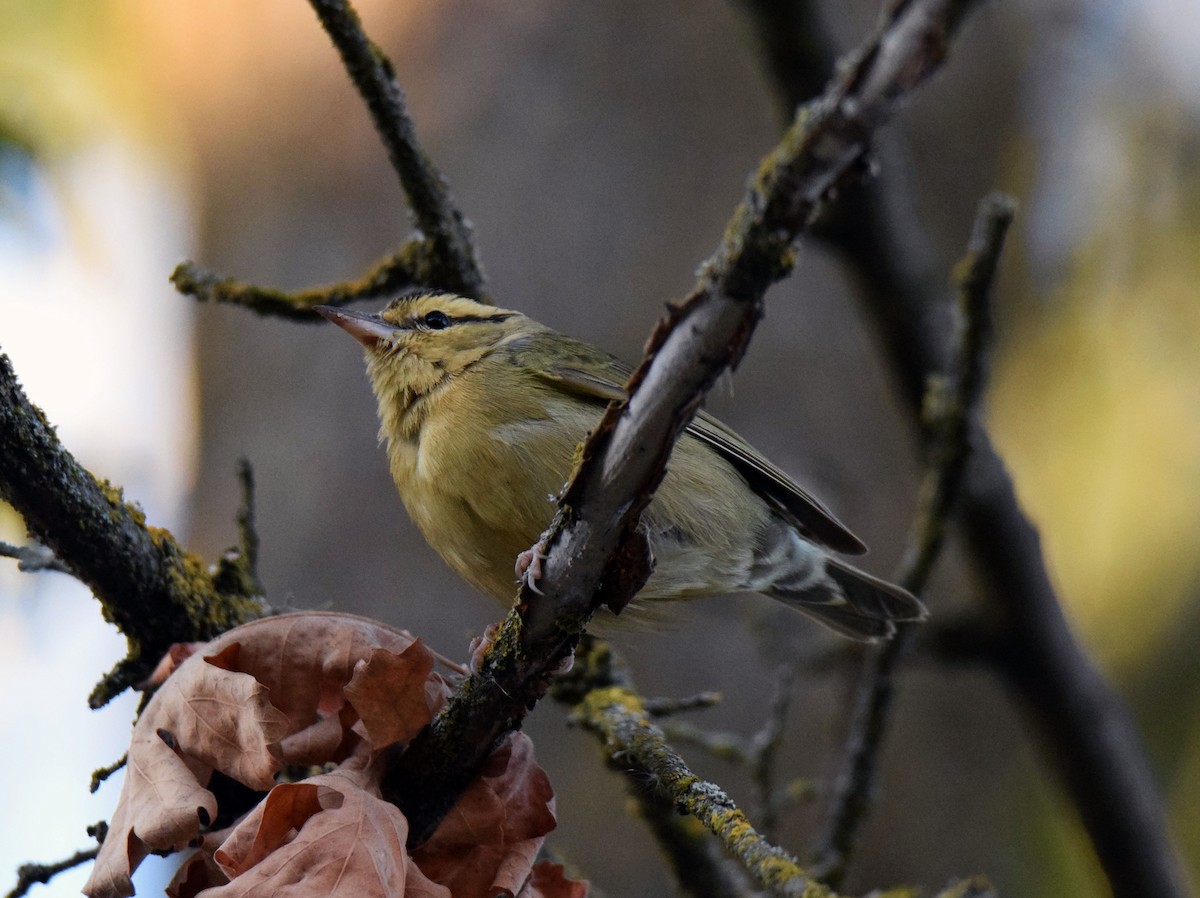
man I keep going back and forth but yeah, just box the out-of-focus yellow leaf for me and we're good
[992,224,1200,670]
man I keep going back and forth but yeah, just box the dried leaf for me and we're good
[345,645,439,748]
[85,613,448,898]
[518,862,590,898]
[85,613,585,898]
[203,768,447,898]
[413,734,558,898]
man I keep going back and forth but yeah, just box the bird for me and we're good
[317,292,925,640]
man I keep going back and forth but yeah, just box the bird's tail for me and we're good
[767,557,926,642]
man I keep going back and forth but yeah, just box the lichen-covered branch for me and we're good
[170,239,432,319]
[384,0,986,851]
[554,638,755,898]
[814,193,1013,886]
[0,353,263,704]
[307,0,486,299]
[574,686,830,898]
[667,667,804,840]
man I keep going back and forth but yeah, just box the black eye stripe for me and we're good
[412,311,514,330]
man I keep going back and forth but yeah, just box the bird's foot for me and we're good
[515,543,549,595]
[468,622,501,675]
[468,622,573,675]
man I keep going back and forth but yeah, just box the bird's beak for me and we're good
[314,306,396,350]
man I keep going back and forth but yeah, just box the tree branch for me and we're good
[737,4,1191,895]
[5,848,99,898]
[556,638,756,898]
[383,0,987,850]
[170,240,432,319]
[814,192,1013,886]
[0,353,263,703]
[306,0,486,299]
[573,686,827,898]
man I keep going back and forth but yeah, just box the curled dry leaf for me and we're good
[85,613,450,898]
[411,735,556,898]
[86,612,586,898]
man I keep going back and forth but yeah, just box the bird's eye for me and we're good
[423,311,451,330]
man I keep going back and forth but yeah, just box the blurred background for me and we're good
[1,1,1198,895]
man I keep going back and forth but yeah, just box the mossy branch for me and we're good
[574,686,829,898]
[171,239,433,320]
[0,352,263,703]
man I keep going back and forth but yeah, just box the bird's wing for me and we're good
[531,339,867,556]
[685,413,867,555]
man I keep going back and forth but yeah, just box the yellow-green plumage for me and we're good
[319,293,925,640]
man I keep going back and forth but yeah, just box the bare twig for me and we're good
[212,458,265,599]
[0,540,71,574]
[383,0,987,849]
[89,754,127,794]
[0,353,263,704]
[306,0,485,298]
[5,848,99,898]
[235,458,260,586]
[644,692,724,717]
[170,240,431,319]
[814,193,1013,886]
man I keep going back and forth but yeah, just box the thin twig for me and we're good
[813,193,1014,886]
[643,692,723,717]
[89,754,127,794]
[0,540,72,574]
[170,240,433,320]
[383,0,987,849]
[5,848,100,898]
[751,666,798,839]
[666,666,801,839]
[307,0,485,298]
[235,457,261,590]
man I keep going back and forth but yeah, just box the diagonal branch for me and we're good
[814,192,1013,886]
[574,686,828,898]
[383,0,988,849]
[0,353,263,704]
[307,0,486,299]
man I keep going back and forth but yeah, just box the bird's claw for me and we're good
[468,622,502,675]
[515,544,549,595]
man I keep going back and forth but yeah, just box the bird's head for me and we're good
[317,292,535,409]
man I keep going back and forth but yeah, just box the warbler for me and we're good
[318,293,925,640]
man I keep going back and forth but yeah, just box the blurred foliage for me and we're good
[992,108,1200,670]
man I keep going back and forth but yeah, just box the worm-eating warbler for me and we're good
[318,293,924,640]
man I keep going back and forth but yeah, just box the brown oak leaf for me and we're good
[84,612,585,898]
[85,613,451,898]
